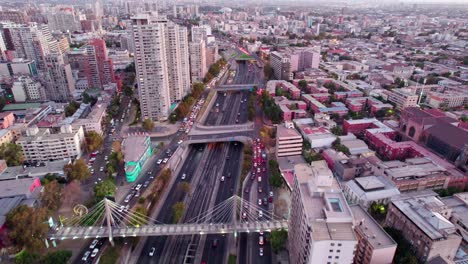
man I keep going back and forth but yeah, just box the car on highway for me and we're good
[91,248,99,258]
[220,176,225,182]
[89,239,99,249]
[162,158,169,164]
[178,140,183,145]
[258,199,262,206]
[149,247,156,257]
[157,159,162,165]
[263,198,268,205]
[269,191,274,197]
[259,247,264,256]
[99,167,104,172]
[258,176,262,182]
[143,180,150,188]
[82,251,91,261]
[227,172,231,178]
[242,212,247,219]
[259,236,264,245]
[259,210,263,219]
[124,194,133,203]
[258,186,262,193]
[181,173,186,180]
[135,184,142,191]
[212,239,218,248]
[118,206,124,213]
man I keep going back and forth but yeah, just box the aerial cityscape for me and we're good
[0,0,466,264]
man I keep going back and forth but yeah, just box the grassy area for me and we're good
[100,246,121,264]
[228,254,237,264]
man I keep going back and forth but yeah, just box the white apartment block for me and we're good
[11,76,46,102]
[276,122,303,158]
[289,161,358,264]
[427,91,468,109]
[387,88,419,109]
[131,14,190,121]
[189,39,207,83]
[270,47,320,81]
[17,125,85,162]
[191,25,211,42]
[73,102,107,135]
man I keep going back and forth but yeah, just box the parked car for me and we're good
[149,247,156,257]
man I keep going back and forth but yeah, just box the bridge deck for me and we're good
[48,221,289,240]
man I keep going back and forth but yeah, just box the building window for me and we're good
[338,243,342,247]
[329,250,333,253]
[328,256,332,259]
[330,243,335,246]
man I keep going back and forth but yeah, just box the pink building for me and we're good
[311,93,330,103]
[0,112,15,129]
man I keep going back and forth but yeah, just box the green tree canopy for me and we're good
[41,250,72,264]
[0,143,24,166]
[123,85,134,97]
[86,131,104,152]
[270,229,288,252]
[94,179,116,201]
[298,80,308,91]
[65,101,81,117]
[6,205,49,252]
[172,202,185,223]
[40,180,62,213]
[142,118,155,131]
[64,159,91,181]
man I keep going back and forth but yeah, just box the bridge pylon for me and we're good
[103,198,114,246]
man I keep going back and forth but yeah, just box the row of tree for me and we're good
[170,82,205,122]
[203,58,227,83]
[259,90,282,124]
[268,159,283,188]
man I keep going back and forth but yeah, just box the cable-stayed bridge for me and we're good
[48,196,288,245]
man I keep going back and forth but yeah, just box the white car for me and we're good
[220,176,225,182]
[181,173,186,180]
[258,199,262,206]
[259,247,264,256]
[135,184,142,191]
[162,158,169,164]
[82,251,91,261]
[259,236,264,245]
[118,206,124,213]
[177,140,183,145]
[89,239,99,249]
[100,167,104,172]
[149,247,156,257]
[91,248,99,258]
[157,159,163,165]
[259,210,263,218]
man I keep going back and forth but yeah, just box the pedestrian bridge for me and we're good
[216,84,257,91]
[48,196,288,242]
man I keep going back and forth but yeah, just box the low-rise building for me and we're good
[276,122,303,158]
[122,136,152,182]
[0,129,15,145]
[0,112,15,129]
[343,176,400,209]
[377,157,450,192]
[385,191,462,262]
[440,192,468,246]
[16,125,85,162]
[73,101,108,135]
[351,205,397,264]
[387,88,419,109]
[427,91,468,109]
[289,162,357,264]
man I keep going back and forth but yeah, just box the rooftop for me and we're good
[346,175,401,201]
[122,136,150,162]
[0,178,41,199]
[277,124,302,138]
[351,205,397,249]
[1,103,41,112]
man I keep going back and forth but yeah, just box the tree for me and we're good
[64,159,91,181]
[384,227,419,264]
[160,169,171,184]
[263,63,274,80]
[14,250,39,264]
[65,101,80,117]
[6,206,49,252]
[112,140,122,153]
[86,131,104,152]
[298,80,308,91]
[41,250,72,264]
[82,93,97,106]
[172,202,185,223]
[142,118,155,132]
[270,229,288,252]
[61,180,82,208]
[330,126,344,136]
[94,179,116,201]
[0,143,24,166]
[208,63,221,77]
[178,182,191,194]
[192,82,205,99]
[124,62,135,73]
[123,85,133,97]
[40,180,62,213]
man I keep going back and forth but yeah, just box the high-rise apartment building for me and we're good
[1,22,59,69]
[289,161,358,264]
[47,7,82,33]
[131,14,190,121]
[189,39,207,83]
[68,39,115,89]
[271,47,320,81]
[191,25,211,42]
[0,10,29,24]
[42,53,75,102]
